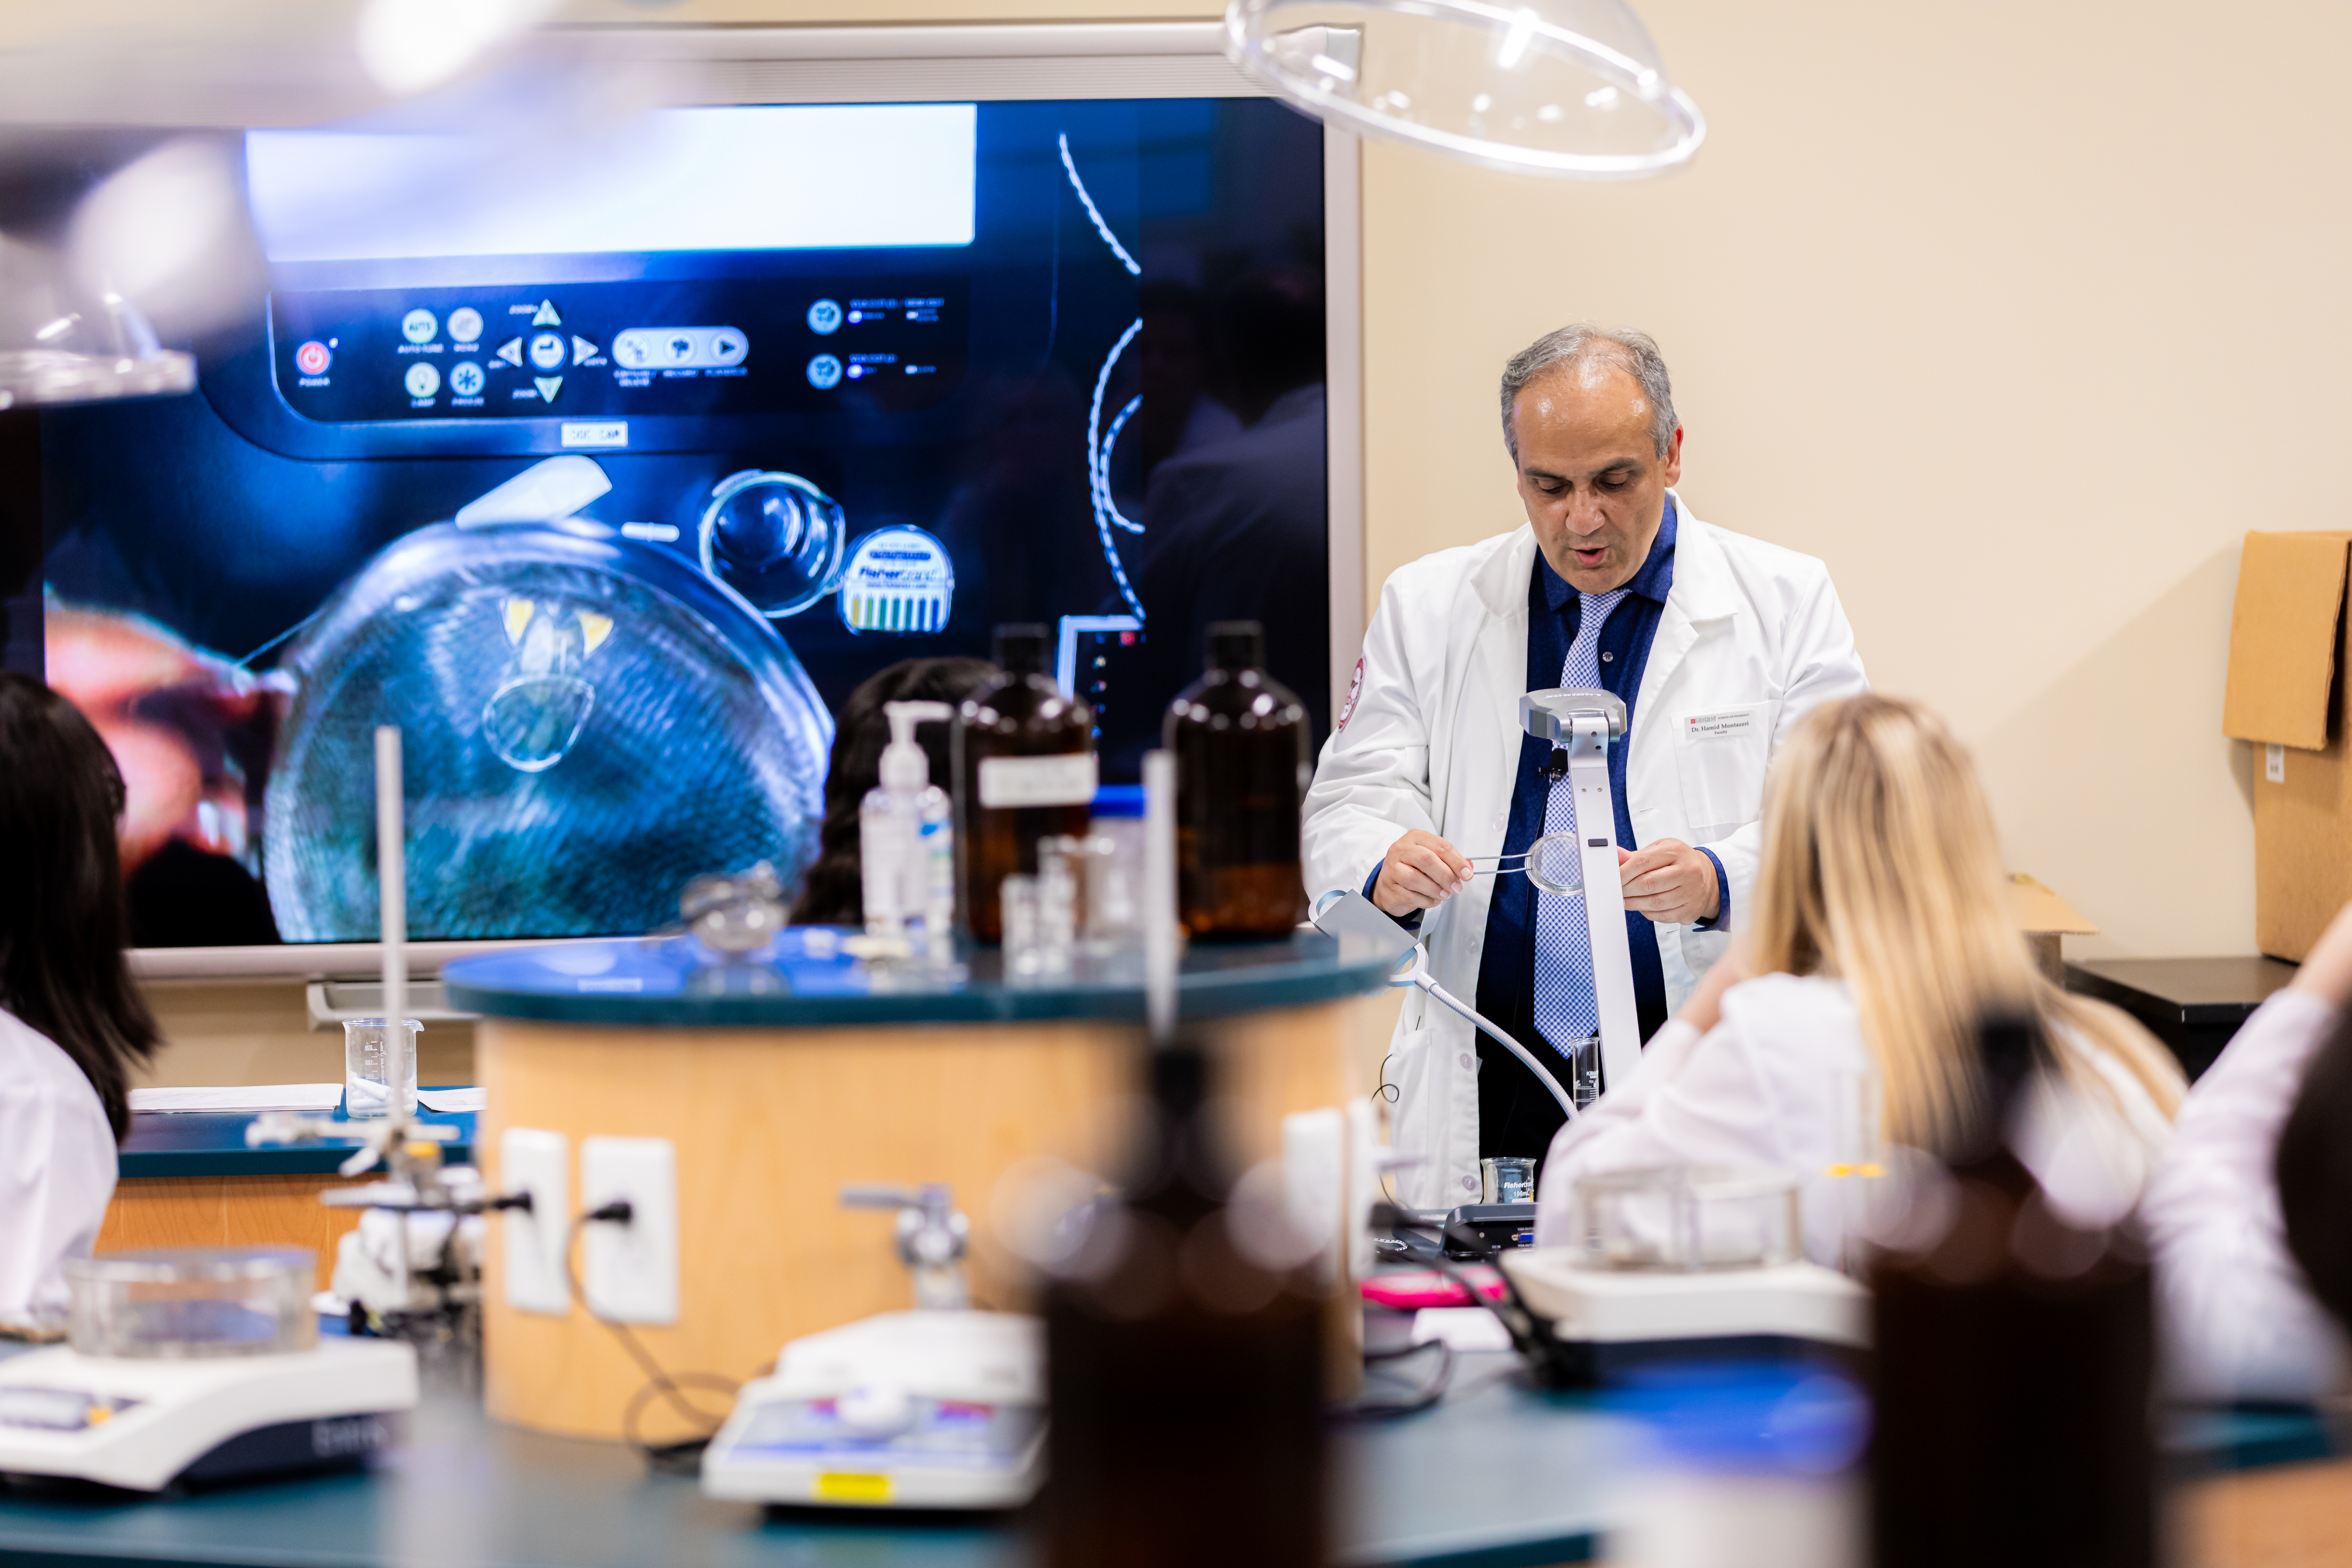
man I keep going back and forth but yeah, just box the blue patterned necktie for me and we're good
[1532,588,1628,1058]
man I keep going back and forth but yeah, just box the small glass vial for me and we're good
[344,1016,422,1119]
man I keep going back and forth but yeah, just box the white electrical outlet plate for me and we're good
[580,1135,679,1324]
[500,1127,570,1317]
[1281,1107,1345,1283]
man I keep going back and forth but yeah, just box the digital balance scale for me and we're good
[700,1309,1044,1510]
[0,1249,418,1492]
[1497,1166,1869,1384]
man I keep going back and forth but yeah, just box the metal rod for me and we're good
[375,726,408,1118]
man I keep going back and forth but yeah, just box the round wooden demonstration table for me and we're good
[444,931,1393,1440]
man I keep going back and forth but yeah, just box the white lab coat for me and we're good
[2141,988,2351,1401]
[1301,498,1868,1209]
[1531,974,2176,1267]
[0,1008,118,1329]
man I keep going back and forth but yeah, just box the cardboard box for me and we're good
[2007,873,2097,982]
[2221,530,2352,960]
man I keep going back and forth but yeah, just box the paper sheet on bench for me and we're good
[417,1087,485,1113]
[128,1084,344,1114]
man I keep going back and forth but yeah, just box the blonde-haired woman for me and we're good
[1532,693,2183,1264]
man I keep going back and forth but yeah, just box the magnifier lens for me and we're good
[1524,833,1585,897]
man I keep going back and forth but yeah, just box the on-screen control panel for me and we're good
[270,279,967,425]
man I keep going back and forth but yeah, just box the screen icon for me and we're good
[295,340,332,376]
[806,299,843,335]
[447,307,484,344]
[528,332,567,371]
[405,362,441,399]
[838,525,954,635]
[806,354,843,390]
[401,309,438,344]
[449,361,485,397]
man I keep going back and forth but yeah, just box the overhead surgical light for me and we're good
[1223,0,1705,180]
[0,237,193,410]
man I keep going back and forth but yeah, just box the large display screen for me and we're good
[2,97,1331,947]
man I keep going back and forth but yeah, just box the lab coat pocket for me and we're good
[1674,700,1774,836]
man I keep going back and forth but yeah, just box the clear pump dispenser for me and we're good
[861,700,957,941]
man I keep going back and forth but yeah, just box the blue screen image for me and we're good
[19,98,1330,946]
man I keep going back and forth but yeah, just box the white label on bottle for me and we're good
[978,752,1098,809]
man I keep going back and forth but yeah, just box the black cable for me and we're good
[1339,1340,1455,1421]
[563,1209,741,1466]
[1372,1054,1400,1105]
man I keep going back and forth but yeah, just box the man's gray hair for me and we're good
[1499,324,1678,461]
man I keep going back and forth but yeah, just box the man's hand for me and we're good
[1373,830,1473,917]
[1617,839,1721,924]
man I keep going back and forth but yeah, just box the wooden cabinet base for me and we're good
[100,1174,367,1287]
[479,1000,1378,1440]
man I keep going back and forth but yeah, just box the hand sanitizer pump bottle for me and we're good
[862,701,957,941]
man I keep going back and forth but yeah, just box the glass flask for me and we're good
[344,1016,422,1119]
[1166,622,1309,940]
[955,625,1095,944]
[67,1249,316,1359]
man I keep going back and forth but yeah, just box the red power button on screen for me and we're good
[295,341,332,376]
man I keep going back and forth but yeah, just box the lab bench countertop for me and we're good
[0,1356,1626,1568]
[0,1354,2335,1568]
[118,1106,478,1180]
[443,928,1394,1030]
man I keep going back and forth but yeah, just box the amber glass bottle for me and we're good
[1869,1018,2155,1568]
[1042,1042,1328,1568]
[1166,622,1309,939]
[955,624,1094,943]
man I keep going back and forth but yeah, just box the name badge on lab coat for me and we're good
[1684,708,1760,743]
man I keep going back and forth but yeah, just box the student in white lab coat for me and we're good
[1533,695,2184,1264]
[0,672,159,1330]
[1301,325,1869,1209]
[2142,898,2352,1401]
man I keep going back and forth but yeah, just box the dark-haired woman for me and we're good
[0,672,159,1327]
[791,656,995,926]
[2145,898,2352,1400]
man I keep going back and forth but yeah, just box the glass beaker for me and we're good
[1481,1156,1538,1204]
[344,1016,422,1119]
[66,1248,315,1359]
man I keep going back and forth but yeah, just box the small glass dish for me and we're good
[66,1248,317,1359]
[1570,1166,1801,1272]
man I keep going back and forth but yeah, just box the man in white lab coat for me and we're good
[1301,325,1868,1210]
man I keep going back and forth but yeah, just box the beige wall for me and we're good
[1356,0,2352,961]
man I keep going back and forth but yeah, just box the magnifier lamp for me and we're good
[1223,0,1704,180]
[1310,685,1643,1121]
